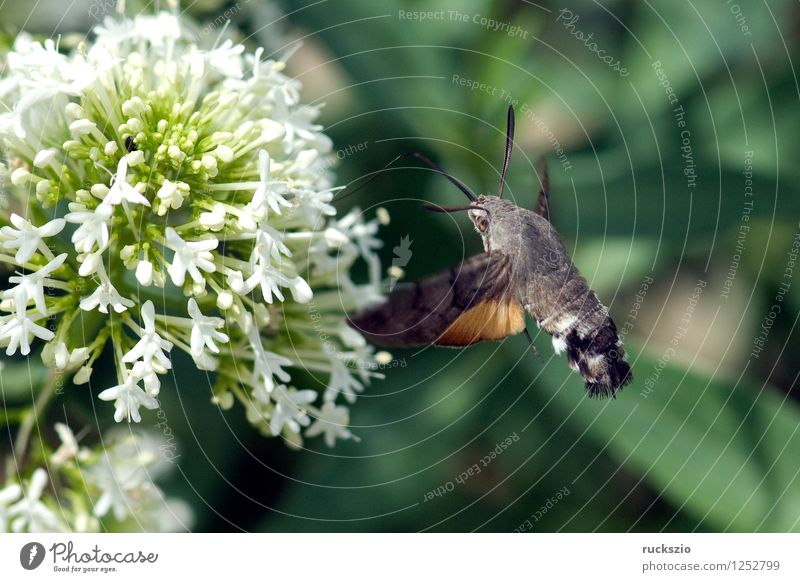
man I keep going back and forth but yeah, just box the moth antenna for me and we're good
[336,151,476,203]
[498,105,515,198]
[421,203,489,217]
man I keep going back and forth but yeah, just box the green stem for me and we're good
[14,371,59,465]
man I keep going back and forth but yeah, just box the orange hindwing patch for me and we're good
[436,300,525,347]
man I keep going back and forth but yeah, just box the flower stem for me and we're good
[14,371,59,465]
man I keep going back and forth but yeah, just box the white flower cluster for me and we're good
[0,426,191,532]
[0,11,386,448]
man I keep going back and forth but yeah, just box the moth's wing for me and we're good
[533,158,550,221]
[348,252,525,348]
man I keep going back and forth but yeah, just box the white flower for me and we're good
[51,422,88,465]
[65,202,113,253]
[33,147,58,168]
[131,359,164,397]
[0,37,94,140]
[199,203,225,231]
[337,209,383,285]
[0,311,55,356]
[247,149,290,216]
[323,358,364,404]
[247,322,292,402]
[139,497,194,533]
[156,179,185,213]
[0,9,384,454]
[98,370,159,423]
[91,466,133,520]
[42,340,90,371]
[0,482,22,532]
[229,252,289,303]
[309,226,355,277]
[8,469,63,532]
[204,39,245,78]
[135,259,154,286]
[271,91,329,151]
[255,225,291,262]
[229,228,295,302]
[79,263,134,314]
[105,157,150,206]
[74,365,93,385]
[2,253,67,316]
[122,301,172,371]
[0,213,65,263]
[77,250,103,277]
[289,276,313,304]
[305,401,354,447]
[293,187,336,226]
[164,227,217,287]
[88,438,159,521]
[187,298,228,358]
[269,386,316,436]
[133,12,183,49]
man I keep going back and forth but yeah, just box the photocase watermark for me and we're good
[555,8,628,77]
[46,541,158,574]
[525,112,573,173]
[0,179,8,210]
[513,486,571,532]
[641,279,706,398]
[451,74,573,173]
[195,0,253,41]
[448,10,529,39]
[751,223,800,359]
[726,0,752,37]
[315,140,370,177]
[154,407,180,464]
[388,235,413,291]
[618,274,654,344]
[20,542,46,570]
[306,299,400,370]
[452,73,509,100]
[398,10,529,39]
[652,60,696,191]
[422,431,519,502]
[721,150,754,300]
[359,356,407,370]
[87,0,117,23]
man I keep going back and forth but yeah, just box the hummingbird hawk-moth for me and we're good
[347,106,632,397]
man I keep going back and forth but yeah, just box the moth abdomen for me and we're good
[563,318,631,398]
[527,267,632,397]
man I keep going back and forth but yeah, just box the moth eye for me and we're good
[476,215,489,233]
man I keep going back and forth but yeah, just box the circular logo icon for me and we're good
[19,542,46,570]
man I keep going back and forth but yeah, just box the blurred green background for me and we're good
[3,0,800,531]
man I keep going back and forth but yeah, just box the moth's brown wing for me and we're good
[533,158,550,221]
[348,253,524,348]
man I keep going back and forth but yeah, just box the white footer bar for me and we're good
[1,533,797,581]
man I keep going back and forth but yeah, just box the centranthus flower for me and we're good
[0,8,386,450]
[98,370,160,423]
[7,469,65,532]
[1,429,192,532]
[188,298,228,358]
[305,401,356,448]
[1,214,65,263]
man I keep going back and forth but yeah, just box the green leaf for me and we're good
[516,343,800,531]
[0,358,49,403]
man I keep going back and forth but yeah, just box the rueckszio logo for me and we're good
[20,542,46,570]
